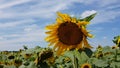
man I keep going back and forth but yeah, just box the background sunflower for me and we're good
[81,63,92,68]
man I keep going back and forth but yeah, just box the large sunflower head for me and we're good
[81,63,92,68]
[45,12,94,55]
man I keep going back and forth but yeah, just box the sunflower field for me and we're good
[0,12,120,68]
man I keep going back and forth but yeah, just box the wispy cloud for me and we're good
[0,25,46,50]
[91,10,120,24]
[0,19,34,28]
[0,0,79,19]
[0,0,31,9]
[106,4,120,10]
[0,36,4,40]
[97,0,119,7]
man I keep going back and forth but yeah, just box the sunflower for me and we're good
[34,49,53,65]
[45,12,93,55]
[14,59,22,67]
[112,45,119,49]
[81,63,92,68]
[24,53,32,59]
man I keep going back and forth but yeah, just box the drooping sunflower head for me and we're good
[14,59,22,67]
[81,63,92,68]
[45,12,94,55]
[34,48,53,65]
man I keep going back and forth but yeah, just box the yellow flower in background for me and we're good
[34,49,53,65]
[81,63,92,68]
[24,54,32,59]
[14,59,22,67]
[97,45,103,51]
[112,45,119,49]
[45,12,93,55]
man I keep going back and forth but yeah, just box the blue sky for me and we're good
[0,0,120,51]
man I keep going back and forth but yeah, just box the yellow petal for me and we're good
[57,12,71,22]
[117,38,120,44]
[45,31,51,34]
[56,18,63,24]
[88,33,94,38]
[45,34,58,42]
[56,45,64,56]
[48,42,54,46]
[83,36,93,48]
[48,39,58,46]
[45,31,57,35]
[45,24,58,30]
[81,26,88,35]
[81,21,90,25]
[77,21,90,27]
[53,43,59,51]
[81,26,93,38]
[47,37,58,42]
[63,14,71,22]
[71,17,77,23]
[76,41,83,49]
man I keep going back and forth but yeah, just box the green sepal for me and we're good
[79,13,97,22]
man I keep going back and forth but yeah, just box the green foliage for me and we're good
[0,46,52,68]
[23,45,28,50]
[1,45,120,68]
[79,13,97,22]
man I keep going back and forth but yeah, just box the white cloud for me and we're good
[97,0,119,7]
[106,4,120,10]
[91,10,120,24]
[0,0,89,19]
[0,19,34,28]
[1,24,46,42]
[24,24,40,32]
[81,10,97,18]
[0,27,46,50]
[0,0,69,19]
[0,0,31,9]
[0,36,4,40]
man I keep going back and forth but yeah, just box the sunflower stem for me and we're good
[115,48,118,62]
[73,55,78,68]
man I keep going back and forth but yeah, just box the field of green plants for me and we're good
[0,36,120,68]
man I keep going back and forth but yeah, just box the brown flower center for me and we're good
[84,65,89,68]
[57,22,83,45]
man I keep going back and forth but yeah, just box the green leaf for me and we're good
[110,62,120,68]
[19,65,27,68]
[84,48,93,57]
[102,46,111,53]
[117,55,120,61]
[72,50,89,65]
[80,13,97,22]
[64,51,74,60]
[88,58,98,64]
[55,56,65,64]
[80,51,89,63]
[73,50,81,64]
[2,65,16,68]
[27,62,37,68]
[94,60,108,67]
